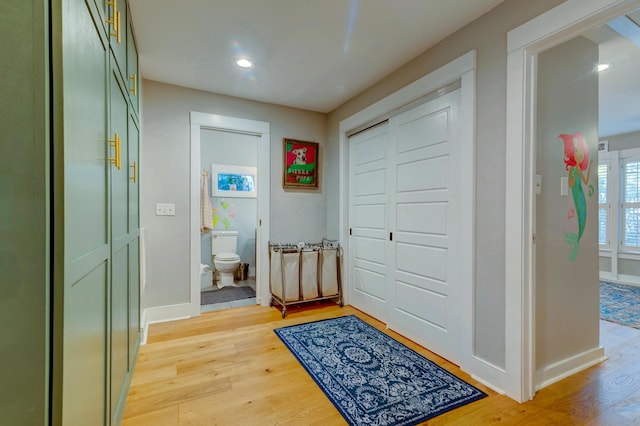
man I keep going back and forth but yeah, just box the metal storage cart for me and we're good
[269,239,343,318]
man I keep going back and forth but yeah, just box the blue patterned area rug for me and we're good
[600,281,640,329]
[274,315,487,425]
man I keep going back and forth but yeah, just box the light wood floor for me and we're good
[122,303,640,425]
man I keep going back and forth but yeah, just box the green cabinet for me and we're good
[2,0,140,424]
[52,0,141,424]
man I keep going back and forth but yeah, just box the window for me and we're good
[622,157,640,248]
[598,147,640,255]
[598,161,609,246]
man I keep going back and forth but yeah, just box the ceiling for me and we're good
[588,10,640,137]
[128,0,505,113]
[128,1,640,136]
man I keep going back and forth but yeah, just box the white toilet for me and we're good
[211,230,241,288]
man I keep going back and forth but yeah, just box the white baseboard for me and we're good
[466,355,507,396]
[599,271,616,281]
[600,273,640,287]
[612,275,640,287]
[141,303,194,345]
[535,346,607,391]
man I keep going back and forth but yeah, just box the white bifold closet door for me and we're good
[348,89,461,364]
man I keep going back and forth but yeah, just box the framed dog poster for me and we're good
[283,138,319,189]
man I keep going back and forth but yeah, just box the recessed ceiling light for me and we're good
[236,58,253,68]
[597,63,610,72]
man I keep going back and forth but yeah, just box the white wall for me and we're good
[141,80,326,310]
[535,36,600,371]
[326,0,565,370]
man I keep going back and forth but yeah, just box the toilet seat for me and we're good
[215,252,240,262]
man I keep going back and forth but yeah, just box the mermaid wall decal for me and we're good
[559,132,594,261]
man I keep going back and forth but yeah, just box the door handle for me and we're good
[130,161,137,183]
[107,133,122,170]
[129,73,137,96]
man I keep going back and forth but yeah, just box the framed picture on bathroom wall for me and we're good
[211,164,257,198]
[282,138,319,189]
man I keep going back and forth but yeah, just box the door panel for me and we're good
[127,115,139,231]
[397,202,447,234]
[395,283,446,328]
[110,71,129,243]
[128,114,140,365]
[62,0,109,423]
[108,0,127,81]
[396,109,449,152]
[110,245,129,422]
[348,123,390,322]
[129,237,140,365]
[109,65,130,424]
[396,155,449,191]
[126,10,139,115]
[388,90,461,364]
[63,263,108,425]
[353,268,386,300]
[353,168,386,196]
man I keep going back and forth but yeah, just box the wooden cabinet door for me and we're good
[107,0,128,80]
[61,0,109,424]
[126,9,139,116]
[109,65,130,425]
[128,114,140,365]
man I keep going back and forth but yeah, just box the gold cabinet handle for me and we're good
[116,10,121,44]
[107,134,122,170]
[116,134,122,169]
[129,73,137,97]
[105,0,121,44]
[105,0,117,33]
[130,161,137,183]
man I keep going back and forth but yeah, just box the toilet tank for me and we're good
[211,230,238,255]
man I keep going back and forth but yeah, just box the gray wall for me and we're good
[325,0,564,369]
[535,36,600,369]
[0,0,49,424]
[141,80,326,309]
[200,129,259,270]
[605,130,640,152]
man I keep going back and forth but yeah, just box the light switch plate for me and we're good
[535,174,542,195]
[156,203,175,216]
[561,177,569,196]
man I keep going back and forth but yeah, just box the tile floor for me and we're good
[200,277,257,313]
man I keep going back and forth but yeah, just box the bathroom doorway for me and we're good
[189,112,271,317]
[200,129,259,312]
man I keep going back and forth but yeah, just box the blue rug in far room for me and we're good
[600,281,640,329]
[274,315,487,426]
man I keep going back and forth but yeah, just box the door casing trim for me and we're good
[189,112,271,316]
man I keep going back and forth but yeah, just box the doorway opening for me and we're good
[199,128,259,312]
[506,0,640,402]
[189,112,271,317]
